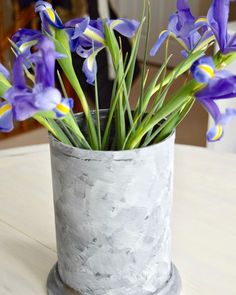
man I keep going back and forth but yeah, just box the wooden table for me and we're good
[0,144,236,295]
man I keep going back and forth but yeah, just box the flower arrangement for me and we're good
[1,0,236,150]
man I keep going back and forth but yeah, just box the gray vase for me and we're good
[47,111,181,295]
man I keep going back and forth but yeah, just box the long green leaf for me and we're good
[101,61,132,149]
[125,80,201,149]
[57,70,92,148]
[154,97,195,143]
[134,55,172,120]
[142,97,194,147]
[104,22,126,148]
[93,47,102,149]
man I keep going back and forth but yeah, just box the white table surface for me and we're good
[0,144,236,295]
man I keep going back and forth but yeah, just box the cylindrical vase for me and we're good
[47,111,181,295]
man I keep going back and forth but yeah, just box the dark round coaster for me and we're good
[47,264,82,295]
[47,263,181,295]
[156,264,182,295]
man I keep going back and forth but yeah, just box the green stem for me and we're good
[57,70,92,149]
[94,60,102,149]
[138,1,151,125]
[58,59,99,149]
[102,21,145,149]
[63,114,92,149]
[154,97,195,143]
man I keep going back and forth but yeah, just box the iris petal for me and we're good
[36,37,56,87]
[27,37,57,88]
[226,33,236,53]
[54,98,74,118]
[65,18,105,52]
[12,29,43,57]
[207,108,236,142]
[150,30,170,56]
[5,87,38,121]
[206,0,236,54]
[35,0,52,12]
[197,97,223,142]
[76,46,93,58]
[70,18,90,40]
[83,25,105,45]
[195,17,208,26]
[207,124,224,142]
[34,87,62,110]
[108,18,140,38]
[191,56,215,83]
[13,55,26,89]
[207,0,230,53]
[0,102,14,133]
[35,0,64,32]
[196,72,236,100]
[82,47,104,84]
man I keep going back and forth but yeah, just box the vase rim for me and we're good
[49,110,175,156]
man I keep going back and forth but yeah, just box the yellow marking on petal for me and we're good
[159,30,168,38]
[0,104,12,117]
[19,40,37,52]
[195,17,208,24]
[46,8,56,22]
[87,53,96,71]
[84,28,105,45]
[212,125,223,141]
[56,103,69,114]
[87,47,105,72]
[110,19,123,30]
[198,64,215,78]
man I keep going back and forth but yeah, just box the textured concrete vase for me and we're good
[47,111,181,295]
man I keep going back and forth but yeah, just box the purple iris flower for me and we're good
[206,0,236,54]
[65,17,92,52]
[12,28,65,64]
[192,57,236,142]
[12,29,43,56]
[150,0,203,56]
[65,17,106,78]
[35,0,64,33]
[4,37,73,122]
[65,17,139,84]
[34,1,139,84]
